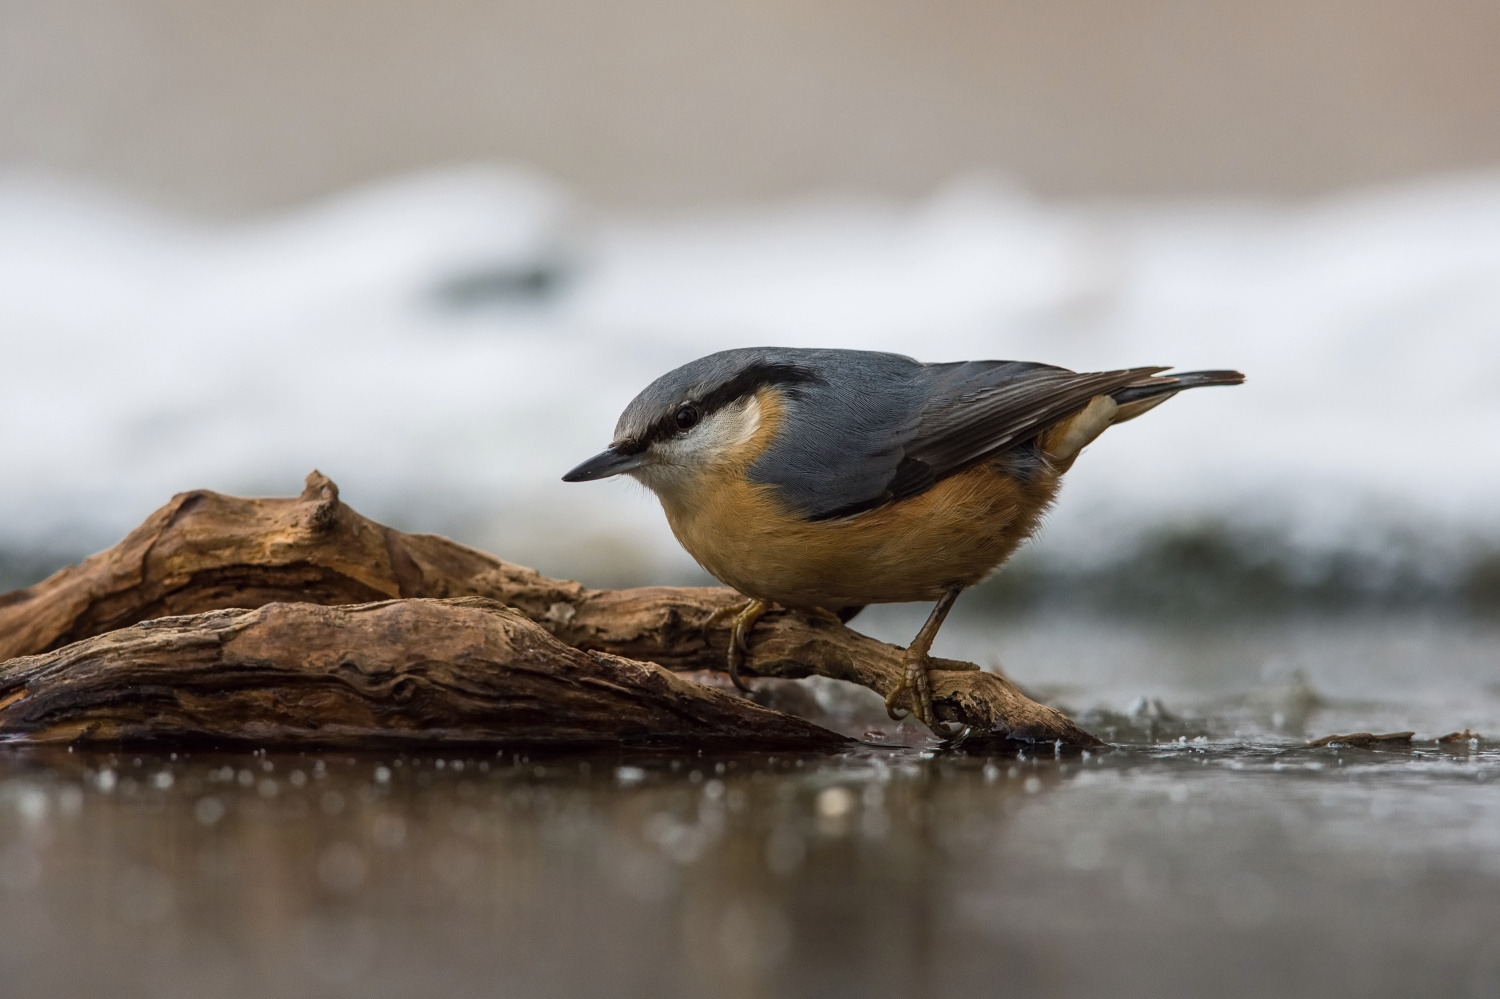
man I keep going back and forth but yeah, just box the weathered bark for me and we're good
[0,598,848,749]
[0,472,1100,746]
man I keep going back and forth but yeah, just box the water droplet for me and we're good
[816,786,854,818]
[195,797,226,826]
[15,787,47,822]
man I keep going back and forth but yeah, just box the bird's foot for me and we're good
[703,598,769,692]
[885,647,937,728]
[701,600,747,638]
[885,652,975,740]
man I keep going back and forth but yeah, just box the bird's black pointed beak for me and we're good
[561,445,648,482]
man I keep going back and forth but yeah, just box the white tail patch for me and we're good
[1045,395,1120,463]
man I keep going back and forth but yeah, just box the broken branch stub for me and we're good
[0,472,1100,747]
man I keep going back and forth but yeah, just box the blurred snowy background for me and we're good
[3,0,1499,620]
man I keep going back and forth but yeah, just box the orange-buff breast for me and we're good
[654,390,1063,609]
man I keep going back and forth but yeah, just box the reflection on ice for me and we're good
[1,717,1491,995]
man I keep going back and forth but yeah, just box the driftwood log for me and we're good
[0,599,847,749]
[0,472,1100,748]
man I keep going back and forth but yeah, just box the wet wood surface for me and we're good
[0,472,1101,748]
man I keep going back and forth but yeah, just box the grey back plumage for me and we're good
[615,346,1231,521]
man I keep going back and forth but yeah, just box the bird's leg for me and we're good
[885,587,963,729]
[703,597,770,692]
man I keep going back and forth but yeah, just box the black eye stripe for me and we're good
[636,361,823,448]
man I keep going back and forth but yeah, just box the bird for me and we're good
[563,347,1242,732]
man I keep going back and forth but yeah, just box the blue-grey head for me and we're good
[562,348,822,489]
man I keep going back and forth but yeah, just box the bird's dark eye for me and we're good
[675,404,700,430]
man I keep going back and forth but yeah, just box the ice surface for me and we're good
[3,166,1498,581]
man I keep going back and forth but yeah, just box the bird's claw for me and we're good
[884,648,937,728]
[701,601,746,640]
[706,598,769,692]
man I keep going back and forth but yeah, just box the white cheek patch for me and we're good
[635,394,763,490]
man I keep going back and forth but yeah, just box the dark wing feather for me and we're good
[893,361,1168,494]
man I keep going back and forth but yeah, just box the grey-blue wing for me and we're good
[749,349,1169,521]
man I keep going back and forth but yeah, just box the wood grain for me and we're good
[0,598,849,748]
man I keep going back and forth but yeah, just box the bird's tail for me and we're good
[1111,369,1245,405]
[1043,368,1243,463]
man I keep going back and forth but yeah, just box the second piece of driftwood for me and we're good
[0,598,848,749]
[1305,731,1415,749]
[0,472,1100,747]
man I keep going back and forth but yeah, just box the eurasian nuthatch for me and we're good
[563,347,1243,731]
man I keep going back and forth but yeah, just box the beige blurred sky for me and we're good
[2,0,1498,214]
